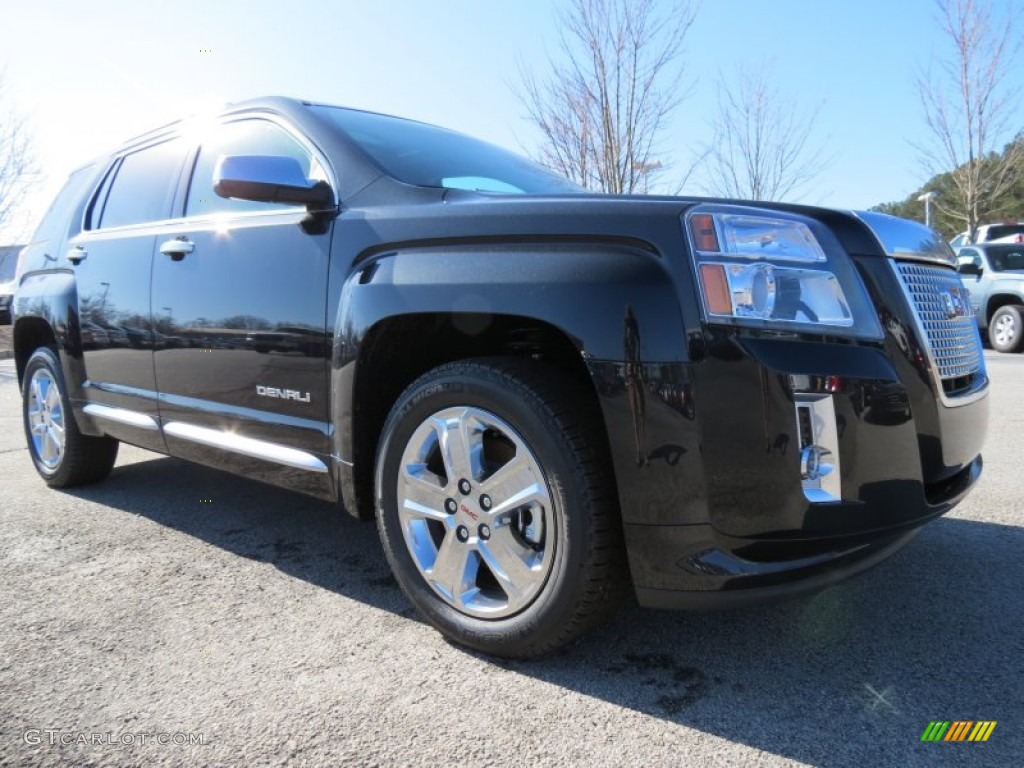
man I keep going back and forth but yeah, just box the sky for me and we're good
[2,0,1022,242]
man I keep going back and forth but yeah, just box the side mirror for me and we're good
[213,155,334,210]
[957,262,982,277]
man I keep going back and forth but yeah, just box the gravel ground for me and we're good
[0,354,1021,767]
[0,324,12,358]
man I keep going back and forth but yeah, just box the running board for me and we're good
[83,403,160,431]
[162,421,328,473]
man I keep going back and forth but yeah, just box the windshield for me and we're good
[312,105,581,195]
[985,245,1024,272]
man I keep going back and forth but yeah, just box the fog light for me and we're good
[794,394,841,502]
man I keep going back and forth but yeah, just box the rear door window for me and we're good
[30,165,98,241]
[98,139,186,229]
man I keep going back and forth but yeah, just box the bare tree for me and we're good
[703,65,830,201]
[517,0,698,194]
[917,0,1023,234]
[0,69,35,237]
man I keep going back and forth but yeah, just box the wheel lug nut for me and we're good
[478,524,491,540]
[480,494,492,510]
[444,498,457,514]
[458,478,472,495]
[456,525,470,543]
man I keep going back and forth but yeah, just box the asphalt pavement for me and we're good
[0,354,1021,767]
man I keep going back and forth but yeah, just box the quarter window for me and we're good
[98,139,185,229]
[186,120,324,217]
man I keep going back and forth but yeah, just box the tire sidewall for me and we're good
[376,368,594,653]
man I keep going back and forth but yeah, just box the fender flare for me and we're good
[12,270,87,401]
[329,241,694,517]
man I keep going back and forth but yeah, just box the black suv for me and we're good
[12,97,988,657]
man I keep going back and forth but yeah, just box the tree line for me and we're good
[873,136,1024,239]
[518,0,1023,236]
[1,0,1021,240]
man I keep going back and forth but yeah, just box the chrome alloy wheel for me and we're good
[993,312,1018,347]
[27,368,66,470]
[396,406,554,619]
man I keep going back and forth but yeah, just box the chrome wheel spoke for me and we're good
[47,428,63,461]
[478,529,541,608]
[399,469,451,523]
[31,377,44,408]
[45,382,60,411]
[42,429,57,462]
[432,410,484,484]
[482,456,550,517]
[429,533,478,606]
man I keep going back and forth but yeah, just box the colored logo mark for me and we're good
[920,721,997,742]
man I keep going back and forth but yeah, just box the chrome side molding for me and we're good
[83,403,160,431]
[162,421,328,473]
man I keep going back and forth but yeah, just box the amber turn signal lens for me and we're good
[690,213,720,252]
[699,263,732,315]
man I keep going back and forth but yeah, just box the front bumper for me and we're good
[633,527,919,610]
[591,279,987,605]
[628,454,979,608]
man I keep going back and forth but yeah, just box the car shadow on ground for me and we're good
[66,454,1023,767]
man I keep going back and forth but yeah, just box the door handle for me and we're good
[159,237,195,261]
[66,246,87,264]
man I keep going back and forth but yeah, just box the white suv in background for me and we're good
[949,222,1024,248]
[0,245,23,324]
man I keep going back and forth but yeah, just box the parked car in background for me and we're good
[97,324,130,347]
[956,243,1024,352]
[0,245,23,324]
[79,322,111,350]
[949,222,1024,248]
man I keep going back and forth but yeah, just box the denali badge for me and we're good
[942,287,969,320]
[256,385,311,403]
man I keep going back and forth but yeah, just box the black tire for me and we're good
[375,358,628,658]
[21,347,119,487]
[989,305,1024,353]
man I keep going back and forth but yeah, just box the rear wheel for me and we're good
[375,358,627,658]
[22,347,119,486]
[989,305,1024,353]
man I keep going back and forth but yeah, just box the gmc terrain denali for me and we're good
[13,97,988,657]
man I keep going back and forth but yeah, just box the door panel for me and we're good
[71,139,188,451]
[151,118,334,494]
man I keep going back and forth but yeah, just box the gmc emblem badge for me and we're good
[942,287,969,320]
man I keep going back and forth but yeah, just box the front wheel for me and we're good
[375,358,627,658]
[989,305,1024,353]
[22,347,119,486]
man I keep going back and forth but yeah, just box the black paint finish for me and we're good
[11,96,989,605]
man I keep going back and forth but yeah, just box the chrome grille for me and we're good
[896,262,982,380]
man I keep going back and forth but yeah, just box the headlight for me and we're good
[686,207,882,339]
